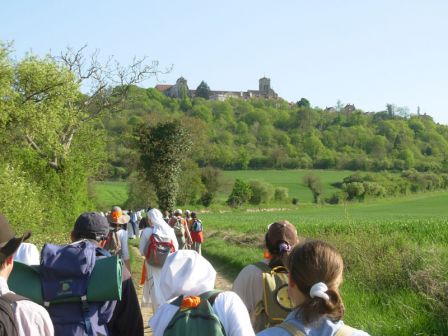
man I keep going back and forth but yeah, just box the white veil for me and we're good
[160,250,216,302]
[147,208,179,250]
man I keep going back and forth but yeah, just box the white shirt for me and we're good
[116,228,129,260]
[150,291,255,336]
[233,261,266,324]
[0,276,54,336]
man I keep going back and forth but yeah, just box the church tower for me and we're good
[259,77,271,95]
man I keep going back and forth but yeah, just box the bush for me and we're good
[248,180,274,205]
[274,187,289,201]
[0,164,44,232]
[200,191,213,207]
[226,179,252,207]
[344,182,365,201]
[292,197,299,205]
[303,172,324,203]
[326,191,347,204]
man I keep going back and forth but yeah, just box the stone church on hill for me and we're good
[155,77,278,101]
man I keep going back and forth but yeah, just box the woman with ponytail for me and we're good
[233,221,299,332]
[257,240,370,336]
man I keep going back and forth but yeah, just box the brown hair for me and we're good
[288,240,345,324]
[265,220,298,268]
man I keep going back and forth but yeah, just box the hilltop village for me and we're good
[155,76,360,113]
[156,77,278,101]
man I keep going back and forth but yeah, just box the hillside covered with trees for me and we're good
[103,85,448,179]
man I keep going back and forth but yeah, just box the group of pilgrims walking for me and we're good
[0,205,371,336]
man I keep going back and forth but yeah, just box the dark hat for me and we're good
[0,213,31,264]
[73,212,109,240]
[266,221,298,253]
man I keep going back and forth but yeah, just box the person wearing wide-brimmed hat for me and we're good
[0,213,54,335]
[107,206,131,272]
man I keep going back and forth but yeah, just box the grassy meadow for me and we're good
[93,181,129,210]
[200,191,448,335]
[90,171,448,335]
[219,169,355,203]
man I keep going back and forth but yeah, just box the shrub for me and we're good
[292,197,299,205]
[0,164,44,232]
[344,182,365,201]
[326,191,347,204]
[226,179,252,207]
[248,180,274,205]
[274,187,289,201]
[200,191,213,207]
[303,173,324,203]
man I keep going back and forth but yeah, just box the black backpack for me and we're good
[0,293,26,336]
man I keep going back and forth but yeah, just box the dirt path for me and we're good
[130,246,233,335]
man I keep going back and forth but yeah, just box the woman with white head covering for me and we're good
[14,242,40,265]
[139,208,178,312]
[150,250,255,336]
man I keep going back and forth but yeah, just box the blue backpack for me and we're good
[192,219,203,232]
[40,240,116,336]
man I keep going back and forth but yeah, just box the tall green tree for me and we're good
[196,81,211,99]
[0,42,161,227]
[303,172,324,203]
[138,121,192,211]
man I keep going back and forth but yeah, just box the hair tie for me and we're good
[309,282,329,301]
[278,242,291,253]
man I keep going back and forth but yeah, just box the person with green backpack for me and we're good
[149,250,255,336]
[257,240,370,336]
[233,221,299,332]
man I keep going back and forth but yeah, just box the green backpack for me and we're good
[163,290,226,336]
[253,262,294,332]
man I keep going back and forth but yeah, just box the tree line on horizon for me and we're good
[103,84,448,180]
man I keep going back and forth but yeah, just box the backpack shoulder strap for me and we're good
[0,294,20,336]
[277,321,306,336]
[335,324,356,336]
[1,293,28,303]
[200,290,221,305]
[170,295,184,307]
[254,261,272,273]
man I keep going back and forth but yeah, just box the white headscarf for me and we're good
[147,208,179,250]
[14,242,40,265]
[160,250,216,302]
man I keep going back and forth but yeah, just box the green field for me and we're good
[220,169,355,203]
[93,169,358,208]
[93,181,129,209]
[200,191,448,335]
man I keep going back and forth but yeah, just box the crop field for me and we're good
[200,191,448,335]
[219,169,356,203]
[93,181,129,209]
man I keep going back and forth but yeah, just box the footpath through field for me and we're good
[130,246,233,335]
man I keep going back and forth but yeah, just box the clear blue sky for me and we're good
[2,0,447,124]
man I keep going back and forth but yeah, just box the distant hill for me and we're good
[100,85,448,179]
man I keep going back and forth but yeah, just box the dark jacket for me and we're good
[107,265,144,336]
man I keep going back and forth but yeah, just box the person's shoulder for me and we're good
[16,298,52,321]
[256,326,290,336]
[236,263,263,278]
